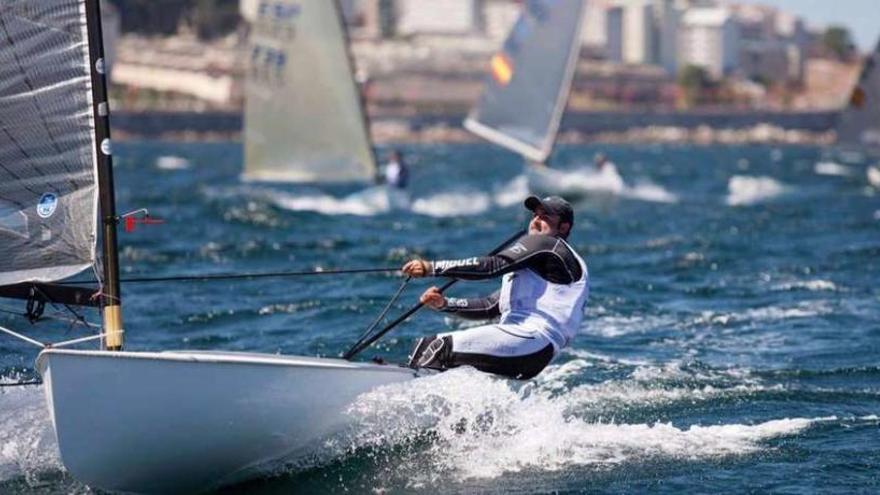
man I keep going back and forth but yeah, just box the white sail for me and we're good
[465,0,585,163]
[836,38,880,148]
[242,0,377,183]
[0,0,99,286]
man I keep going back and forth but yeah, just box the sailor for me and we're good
[383,149,409,189]
[593,152,610,172]
[402,195,589,380]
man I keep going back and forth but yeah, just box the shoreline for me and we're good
[114,123,836,147]
[110,108,840,146]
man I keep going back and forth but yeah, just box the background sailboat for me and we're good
[465,0,625,199]
[241,0,377,184]
[835,37,880,151]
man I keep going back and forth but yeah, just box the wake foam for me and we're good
[506,167,678,205]
[526,165,625,198]
[726,175,788,206]
[342,365,818,483]
[0,385,61,485]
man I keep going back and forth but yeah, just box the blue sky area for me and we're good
[742,0,878,51]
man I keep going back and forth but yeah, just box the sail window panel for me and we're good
[0,0,98,286]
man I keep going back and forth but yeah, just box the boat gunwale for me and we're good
[36,348,417,376]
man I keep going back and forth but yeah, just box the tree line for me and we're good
[109,0,241,39]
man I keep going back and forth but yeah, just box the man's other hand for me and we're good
[420,286,446,309]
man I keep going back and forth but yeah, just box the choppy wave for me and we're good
[341,366,821,483]
[588,313,680,338]
[814,161,853,177]
[726,175,788,206]
[155,155,191,170]
[621,181,679,203]
[693,301,833,327]
[268,187,398,216]
[411,191,492,217]
[740,301,833,321]
[772,279,839,292]
[868,166,880,188]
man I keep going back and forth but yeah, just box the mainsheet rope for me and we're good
[60,266,401,285]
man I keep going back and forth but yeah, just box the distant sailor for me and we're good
[402,196,589,379]
[594,152,615,174]
[383,149,409,189]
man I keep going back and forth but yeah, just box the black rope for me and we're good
[29,284,94,334]
[59,266,401,285]
[0,305,99,329]
[345,276,412,358]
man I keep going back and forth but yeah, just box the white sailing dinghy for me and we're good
[835,37,880,150]
[465,0,624,197]
[0,1,420,493]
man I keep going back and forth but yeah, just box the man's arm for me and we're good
[425,234,581,283]
[440,290,501,320]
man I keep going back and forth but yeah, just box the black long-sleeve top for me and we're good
[432,234,583,320]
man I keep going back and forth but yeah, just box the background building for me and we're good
[606,6,624,62]
[622,1,655,65]
[395,0,484,36]
[679,7,739,78]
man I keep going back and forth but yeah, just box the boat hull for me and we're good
[37,349,419,494]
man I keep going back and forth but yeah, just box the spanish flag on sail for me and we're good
[490,53,514,86]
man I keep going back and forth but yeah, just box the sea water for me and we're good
[1,142,878,494]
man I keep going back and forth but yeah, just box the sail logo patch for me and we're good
[37,193,58,218]
[433,257,479,272]
[257,1,301,22]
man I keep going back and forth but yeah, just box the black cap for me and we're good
[524,195,574,226]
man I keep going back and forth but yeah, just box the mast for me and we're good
[84,0,124,350]
[333,0,380,174]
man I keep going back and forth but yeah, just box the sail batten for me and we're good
[466,0,585,163]
[242,0,377,183]
[0,0,99,287]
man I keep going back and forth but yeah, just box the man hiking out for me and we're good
[401,195,589,379]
